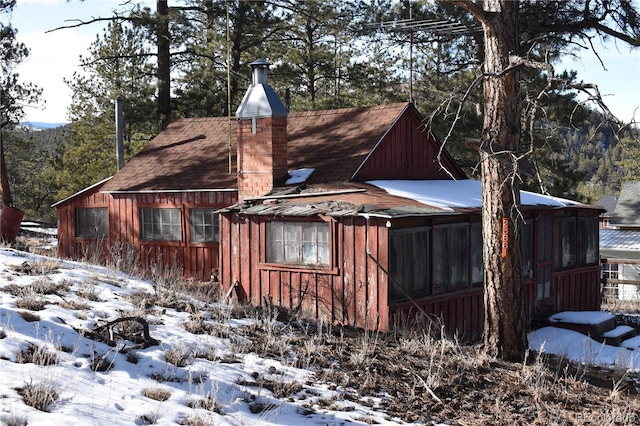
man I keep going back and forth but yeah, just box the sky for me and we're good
[4,0,640,124]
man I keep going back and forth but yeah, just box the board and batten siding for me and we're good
[57,189,237,281]
[219,214,390,331]
[352,109,463,181]
[56,184,110,262]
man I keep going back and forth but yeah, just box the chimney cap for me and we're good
[249,59,270,67]
[236,59,287,119]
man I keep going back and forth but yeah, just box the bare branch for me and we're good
[45,14,136,33]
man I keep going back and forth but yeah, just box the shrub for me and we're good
[143,387,171,401]
[15,343,59,366]
[16,381,59,412]
[1,414,28,426]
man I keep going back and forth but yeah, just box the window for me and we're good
[555,216,577,270]
[578,217,598,266]
[266,221,329,266]
[140,208,182,241]
[75,208,108,238]
[389,228,430,301]
[602,262,619,280]
[537,214,553,263]
[536,264,552,301]
[470,224,483,285]
[433,224,469,295]
[190,209,219,243]
[520,220,534,279]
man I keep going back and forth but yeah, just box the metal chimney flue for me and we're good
[236,59,287,120]
[115,97,125,171]
[252,60,269,85]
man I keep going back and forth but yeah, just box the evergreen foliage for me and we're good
[1,0,638,221]
[56,22,156,200]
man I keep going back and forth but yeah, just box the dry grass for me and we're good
[18,311,40,322]
[1,414,28,426]
[143,387,172,401]
[15,343,59,366]
[164,345,192,367]
[15,381,59,412]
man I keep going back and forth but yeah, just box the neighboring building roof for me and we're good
[226,180,594,218]
[596,194,618,216]
[600,229,640,251]
[612,181,640,227]
[102,103,413,193]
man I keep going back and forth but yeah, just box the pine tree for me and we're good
[446,0,640,360]
[0,1,41,221]
[56,21,156,200]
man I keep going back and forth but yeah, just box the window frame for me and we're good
[602,262,619,280]
[188,208,220,244]
[139,206,183,243]
[262,218,336,272]
[75,207,108,238]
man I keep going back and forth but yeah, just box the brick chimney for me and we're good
[236,59,288,202]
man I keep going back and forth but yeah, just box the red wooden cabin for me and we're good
[55,60,602,339]
[218,61,602,339]
[54,118,238,281]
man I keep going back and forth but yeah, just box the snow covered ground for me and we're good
[0,247,638,425]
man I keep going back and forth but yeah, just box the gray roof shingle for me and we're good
[612,181,640,227]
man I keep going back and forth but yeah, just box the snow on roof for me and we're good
[600,229,640,250]
[286,168,315,185]
[366,180,579,211]
[548,311,615,325]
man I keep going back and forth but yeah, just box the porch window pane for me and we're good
[434,224,469,295]
[578,218,598,266]
[140,208,182,241]
[450,226,469,290]
[266,221,329,266]
[75,208,108,238]
[521,221,533,278]
[470,224,483,285]
[537,265,552,301]
[432,228,447,295]
[537,214,552,262]
[555,217,577,270]
[389,228,430,301]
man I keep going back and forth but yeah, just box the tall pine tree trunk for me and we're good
[0,125,12,206]
[157,0,171,130]
[479,0,527,361]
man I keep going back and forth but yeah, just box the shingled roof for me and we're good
[612,181,640,228]
[101,103,411,192]
[102,117,236,192]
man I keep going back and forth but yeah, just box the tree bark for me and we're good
[0,123,13,206]
[479,0,527,361]
[157,0,171,130]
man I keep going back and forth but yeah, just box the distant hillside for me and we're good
[22,121,67,130]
